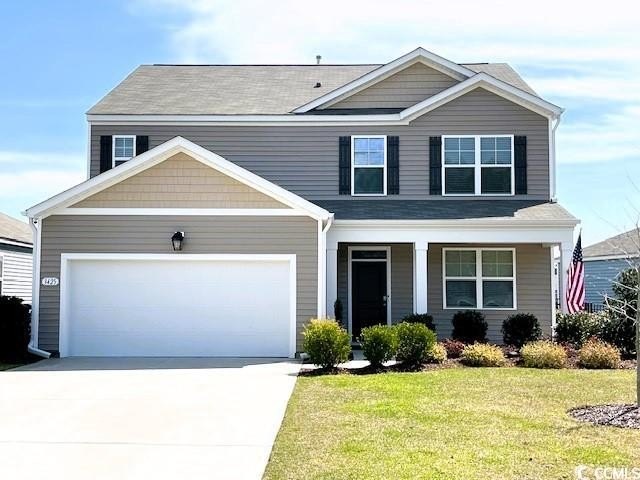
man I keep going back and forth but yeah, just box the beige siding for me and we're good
[90,88,550,199]
[38,215,317,353]
[428,244,553,342]
[74,153,288,209]
[0,248,33,303]
[336,243,414,330]
[329,63,458,109]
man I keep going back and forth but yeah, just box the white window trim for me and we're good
[112,135,136,166]
[442,247,517,311]
[351,135,387,196]
[441,135,515,196]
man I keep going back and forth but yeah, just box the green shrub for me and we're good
[502,313,542,347]
[460,343,505,367]
[395,322,437,367]
[521,341,567,369]
[600,312,636,357]
[603,267,638,356]
[452,310,488,343]
[400,313,435,331]
[441,338,465,359]
[425,343,447,364]
[554,312,602,348]
[361,325,397,368]
[302,318,351,369]
[0,296,31,361]
[578,339,621,369]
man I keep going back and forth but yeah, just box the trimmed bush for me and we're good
[578,339,621,369]
[400,313,435,331]
[302,318,351,369]
[451,310,488,343]
[395,322,437,367]
[502,313,542,347]
[600,313,636,357]
[460,343,505,367]
[425,343,447,364]
[0,296,31,361]
[554,312,602,348]
[521,341,567,369]
[441,338,465,359]
[361,325,397,368]
[603,267,637,356]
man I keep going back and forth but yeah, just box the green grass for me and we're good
[264,369,639,480]
[0,362,25,371]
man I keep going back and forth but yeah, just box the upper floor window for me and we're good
[351,135,386,195]
[442,135,513,196]
[113,135,136,166]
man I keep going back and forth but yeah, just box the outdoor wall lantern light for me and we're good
[171,231,185,251]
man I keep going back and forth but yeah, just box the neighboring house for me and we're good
[584,230,640,306]
[25,48,578,358]
[0,212,33,303]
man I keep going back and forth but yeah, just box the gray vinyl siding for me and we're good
[584,258,637,305]
[428,244,553,342]
[0,247,33,303]
[37,215,317,353]
[337,243,414,328]
[328,63,458,109]
[90,88,550,199]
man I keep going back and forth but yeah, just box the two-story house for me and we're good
[25,48,578,358]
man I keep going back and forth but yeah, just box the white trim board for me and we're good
[58,208,309,216]
[58,253,297,358]
[25,136,331,221]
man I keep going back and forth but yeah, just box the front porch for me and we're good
[324,220,577,343]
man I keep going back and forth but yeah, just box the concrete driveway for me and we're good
[0,358,300,480]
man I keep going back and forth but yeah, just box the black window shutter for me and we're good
[99,136,112,173]
[514,135,527,194]
[387,136,400,195]
[339,136,351,195]
[429,136,442,195]
[136,135,149,155]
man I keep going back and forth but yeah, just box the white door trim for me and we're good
[347,246,392,337]
[59,253,297,358]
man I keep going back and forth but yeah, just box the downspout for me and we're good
[27,217,51,358]
[550,113,562,201]
[319,214,334,317]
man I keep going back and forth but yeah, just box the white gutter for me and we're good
[27,217,50,358]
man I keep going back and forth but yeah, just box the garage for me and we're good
[59,253,296,358]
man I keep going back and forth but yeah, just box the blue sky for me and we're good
[2,0,638,246]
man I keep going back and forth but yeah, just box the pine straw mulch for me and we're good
[568,404,640,429]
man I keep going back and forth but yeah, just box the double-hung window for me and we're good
[443,248,516,309]
[442,135,514,195]
[112,135,136,166]
[351,135,386,195]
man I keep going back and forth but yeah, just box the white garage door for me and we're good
[60,254,295,357]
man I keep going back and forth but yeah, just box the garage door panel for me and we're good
[63,257,293,357]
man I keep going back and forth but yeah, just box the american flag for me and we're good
[566,234,585,314]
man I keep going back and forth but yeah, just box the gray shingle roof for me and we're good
[88,62,536,115]
[584,229,640,258]
[0,212,32,245]
[312,200,576,222]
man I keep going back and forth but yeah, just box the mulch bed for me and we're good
[568,404,640,429]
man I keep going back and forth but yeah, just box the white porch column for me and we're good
[559,242,573,313]
[415,242,429,313]
[326,247,338,318]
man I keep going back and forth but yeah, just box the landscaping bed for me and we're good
[569,404,640,429]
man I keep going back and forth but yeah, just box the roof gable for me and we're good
[0,212,32,245]
[25,137,331,220]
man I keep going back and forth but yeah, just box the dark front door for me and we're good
[352,261,387,339]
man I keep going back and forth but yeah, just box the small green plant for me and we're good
[302,318,351,369]
[451,310,488,343]
[441,338,465,359]
[521,340,567,369]
[361,325,397,368]
[400,313,435,331]
[425,343,447,364]
[0,296,31,361]
[395,322,436,367]
[578,339,621,369]
[460,343,505,367]
[554,312,603,348]
[502,313,542,347]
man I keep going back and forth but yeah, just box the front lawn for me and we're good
[264,369,639,480]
